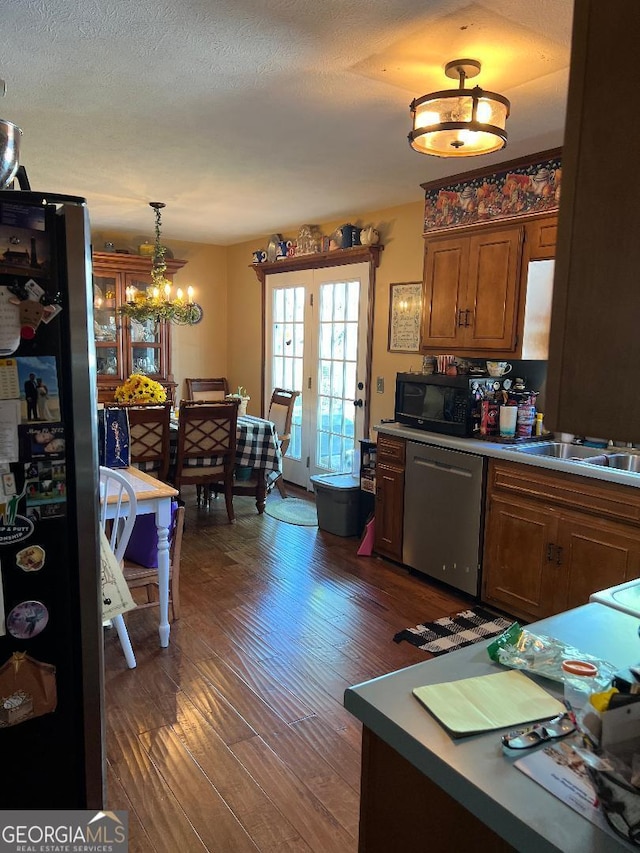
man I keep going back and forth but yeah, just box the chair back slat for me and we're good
[185,377,229,401]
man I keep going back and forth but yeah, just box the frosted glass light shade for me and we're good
[409,85,510,157]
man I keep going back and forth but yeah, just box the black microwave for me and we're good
[394,373,505,437]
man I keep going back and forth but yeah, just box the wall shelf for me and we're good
[250,245,383,283]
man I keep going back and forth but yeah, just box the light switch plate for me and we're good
[376,377,384,393]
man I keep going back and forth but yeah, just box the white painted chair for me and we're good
[99,466,138,669]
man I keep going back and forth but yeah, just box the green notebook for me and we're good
[413,669,564,738]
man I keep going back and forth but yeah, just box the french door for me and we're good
[265,262,371,490]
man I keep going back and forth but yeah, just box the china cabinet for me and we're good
[92,252,186,403]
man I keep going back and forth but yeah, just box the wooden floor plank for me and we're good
[230,735,356,853]
[105,484,470,852]
[138,725,260,853]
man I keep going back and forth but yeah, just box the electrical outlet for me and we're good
[376,377,384,393]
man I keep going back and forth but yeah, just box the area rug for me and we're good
[265,498,318,526]
[393,606,515,656]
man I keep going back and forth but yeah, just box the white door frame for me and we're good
[264,260,374,489]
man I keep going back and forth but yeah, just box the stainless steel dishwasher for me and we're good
[403,441,485,596]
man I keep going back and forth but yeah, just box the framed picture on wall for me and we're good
[388,282,422,353]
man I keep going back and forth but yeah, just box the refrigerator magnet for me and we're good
[0,286,21,356]
[6,600,49,639]
[15,544,45,572]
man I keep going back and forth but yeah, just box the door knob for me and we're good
[353,399,363,407]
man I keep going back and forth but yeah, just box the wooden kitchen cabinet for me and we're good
[546,1,640,442]
[420,225,523,354]
[525,215,557,260]
[92,252,186,403]
[373,434,405,561]
[483,460,640,622]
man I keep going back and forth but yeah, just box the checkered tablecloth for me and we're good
[136,415,282,483]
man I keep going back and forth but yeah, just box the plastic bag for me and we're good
[487,624,617,690]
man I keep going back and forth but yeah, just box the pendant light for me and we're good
[409,59,510,157]
[120,202,203,325]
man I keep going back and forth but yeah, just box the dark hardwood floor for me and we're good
[104,485,470,852]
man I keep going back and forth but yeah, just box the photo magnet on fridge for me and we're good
[19,423,65,461]
[15,355,60,423]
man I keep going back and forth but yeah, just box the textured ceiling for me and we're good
[0,0,573,245]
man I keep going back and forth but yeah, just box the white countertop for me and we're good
[375,422,640,490]
[344,602,637,852]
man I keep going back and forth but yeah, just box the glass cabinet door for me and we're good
[94,275,123,379]
[124,274,165,378]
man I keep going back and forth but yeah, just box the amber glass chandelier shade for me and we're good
[408,60,510,157]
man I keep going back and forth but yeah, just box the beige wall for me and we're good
[225,199,427,433]
[91,229,228,402]
[92,197,427,425]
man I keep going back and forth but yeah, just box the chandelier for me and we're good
[119,202,203,325]
[408,59,510,157]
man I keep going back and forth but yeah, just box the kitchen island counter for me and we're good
[344,602,637,852]
[376,422,640,489]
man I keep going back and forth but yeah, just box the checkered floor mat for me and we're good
[393,606,515,656]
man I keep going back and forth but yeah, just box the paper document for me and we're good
[413,670,564,737]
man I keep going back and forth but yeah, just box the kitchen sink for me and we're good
[582,453,640,472]
[510,442,604,459]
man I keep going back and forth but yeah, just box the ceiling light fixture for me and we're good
[408,59,510,157]
[119,202,203,325]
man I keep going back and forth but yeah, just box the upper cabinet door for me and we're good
[421,235,469,350]
[464,226,523,350]
[420,226,522,354]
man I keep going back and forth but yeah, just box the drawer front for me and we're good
[488,460,640,527]
[377,434,406,467]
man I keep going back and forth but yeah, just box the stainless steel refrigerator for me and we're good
[0,192,103,807]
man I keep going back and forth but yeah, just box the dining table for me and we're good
[101,466,178,648]
[167,413,282,513]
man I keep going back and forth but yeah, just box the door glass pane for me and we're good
[96,347,119,377]
[132,346,160,375]
[316,279,360,473]
[130,318,159,344]
[94,277,117,343]
[271,286,304,461]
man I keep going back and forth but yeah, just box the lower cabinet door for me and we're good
[560,515,640,610]
[483,494,561,621]
[374,465,404,561]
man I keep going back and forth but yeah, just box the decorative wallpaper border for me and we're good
[423,151,562,234]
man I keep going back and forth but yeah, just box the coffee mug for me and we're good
[486,361,512,377]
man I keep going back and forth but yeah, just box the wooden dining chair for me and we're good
[185,377,229,402]
[123,505,185,621]
[267,388,300,498]
[172,399,239,521]
[107,402,172,481]
[98,466,138,669]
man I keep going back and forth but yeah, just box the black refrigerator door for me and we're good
[0,196,103,807]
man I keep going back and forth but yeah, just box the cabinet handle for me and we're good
[546,543,554,562]
[464,309,472,327]
[457,309,465,327]
[556,545,563,566]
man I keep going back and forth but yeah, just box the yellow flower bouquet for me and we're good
[114,373,167,404]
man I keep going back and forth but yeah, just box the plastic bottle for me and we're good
[535,412,545,436]
[562,659,598,711]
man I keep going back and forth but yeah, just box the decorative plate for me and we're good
[267,234,282,263]
[7,600,49,639]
